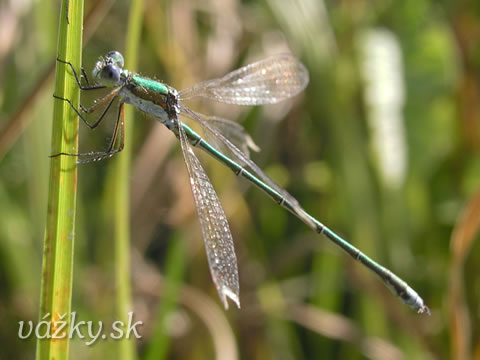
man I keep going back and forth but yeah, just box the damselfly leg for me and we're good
[52,58,125,163]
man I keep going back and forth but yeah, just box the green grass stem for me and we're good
[144,234,187,360]
[107,0,144,359]
[36,1,84,359]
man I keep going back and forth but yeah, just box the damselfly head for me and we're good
[92,50,125,86]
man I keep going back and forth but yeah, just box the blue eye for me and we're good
[101,64,120,83]
[106,51,124,68]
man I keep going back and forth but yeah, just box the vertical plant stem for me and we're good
[36,1,83,359]
[109,0,144,359]
[144,234,187,360]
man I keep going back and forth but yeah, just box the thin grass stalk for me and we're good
[108,0,144,358]
[36,1,84,359]
[144,234,187,360]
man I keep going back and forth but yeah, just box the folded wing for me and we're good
[177,117,240,309]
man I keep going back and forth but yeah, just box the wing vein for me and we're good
[177,117,240,309]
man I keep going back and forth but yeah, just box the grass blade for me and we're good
[36,1,84,359]
[106,0,144,358]
[144,234,187,360]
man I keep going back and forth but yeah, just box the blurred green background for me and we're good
[1,0,479,359]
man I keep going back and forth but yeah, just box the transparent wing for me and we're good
[177,117,240,309]
[206,116,260,156]
[179,54,309,105]
[181,105,317,230]
[186,112,260,160]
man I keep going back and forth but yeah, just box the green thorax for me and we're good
[131,75,169,95]
[126,75,172,108]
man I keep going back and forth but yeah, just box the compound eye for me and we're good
[100,64,121,83]
[105,50,124,69]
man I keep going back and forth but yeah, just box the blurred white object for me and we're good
[359,29,407,189]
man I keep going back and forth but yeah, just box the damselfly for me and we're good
[54,51,430,315]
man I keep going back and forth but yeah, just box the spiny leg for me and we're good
[54,55,121,130]
[91,101,126,160]
[76,101,126,163]
[53,87,121,130]
[51,102,126,163]
[53,55,125,162]
[56,57,105,91]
